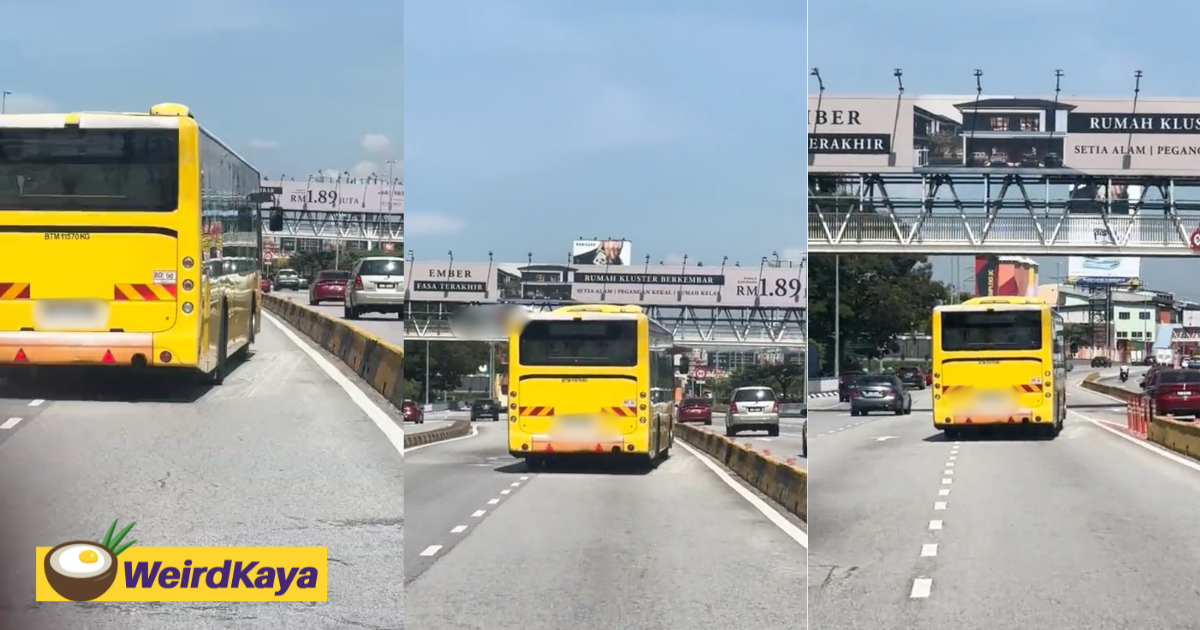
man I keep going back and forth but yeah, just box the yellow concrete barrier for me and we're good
[673,423,806,521]
[1079,371,1139,403]
[261,293,404,410]
[404,420,471,449]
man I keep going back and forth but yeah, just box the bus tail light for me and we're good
[159,351,172,364]
[14,348,27,362]
[354,275,363,290]
[182,302,194,314]
[101,350,115,364]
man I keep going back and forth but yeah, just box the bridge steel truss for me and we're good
[404,300,807,348]
[264,208,404,243]
[809,171,1200,255]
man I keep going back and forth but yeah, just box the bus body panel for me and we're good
[507,308,674,461]
[931,297,1065,432]
[0,108,260,372]
[937,357,1051,425]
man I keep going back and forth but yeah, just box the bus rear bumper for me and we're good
[510,433,648,456]
[933,407,1055,427]
[0,331,157,366]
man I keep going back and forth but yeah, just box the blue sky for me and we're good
[809,0,1200,299]
[405,0,803,267]
[0,0,402,183]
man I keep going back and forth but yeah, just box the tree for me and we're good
[808,255,950,374]
[402,340,492,400]
[727,363,806,401]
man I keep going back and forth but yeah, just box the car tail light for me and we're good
[728,402,737,415]
[354,275,363,290]
[771,401,779,413]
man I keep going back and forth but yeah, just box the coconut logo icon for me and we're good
[44,519,137,601]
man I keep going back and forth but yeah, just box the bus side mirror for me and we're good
[268,207,284,232]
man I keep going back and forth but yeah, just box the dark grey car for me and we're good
[850,375,912,416]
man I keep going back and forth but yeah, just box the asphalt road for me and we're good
[0,316,405,630]
[272,289,404,346]
[404,417,808,630]
[806,365,1200,629]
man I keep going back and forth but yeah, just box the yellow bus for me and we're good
[507,304,676,469]
[0,103,261,384]
[931,296,1066,439]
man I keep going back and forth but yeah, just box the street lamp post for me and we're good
[1,91,11,114]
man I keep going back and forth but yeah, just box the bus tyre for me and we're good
[249,297,257,344]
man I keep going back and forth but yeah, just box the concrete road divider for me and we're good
[1080,371,1139,402]
[674,423,806,521]
[262,293,404,408]
[405,420,472,449]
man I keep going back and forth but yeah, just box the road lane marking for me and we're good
[0,417,20,429]
[942,478,952,485]
[675,439,807,549]
[934,502,947,510]
[938,488,950,496]
[264,313,405,456]
[471,510,486,517]
[419,545,442,557]
[1071,408,1200,476]
[921,544,938,557]
[928,520,943,530]
[450,526,467,533]
[487,498,500,505]
[910,578,933,598]
[28,399,43,407]
[500,489,511,495]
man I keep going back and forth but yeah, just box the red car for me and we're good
[676,397,713,425]
[403,400,425,424]
[309,270,350,305]
[260,277,271,293]
[1142,369,1200,417]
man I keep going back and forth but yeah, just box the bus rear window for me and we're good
[519,320,638,367]
[0,128,179,212]
[941,310,1043,352]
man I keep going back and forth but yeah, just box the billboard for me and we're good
[1183,310,1200,328]
[406,262,806,307]
[572,240,632,266]
[260,180,403,213]
[809,94,1200,176]
[1068,256,1141,284]
[974,256,1038,298]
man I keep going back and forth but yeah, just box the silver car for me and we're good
[344,256,405,320]
[724,386,780,437]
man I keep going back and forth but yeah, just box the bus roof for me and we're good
[935,296,1051,313]
[0,103,256,177]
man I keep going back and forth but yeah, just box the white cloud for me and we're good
[361,133,392,155]
[406,212,465,236]
[351,160,379,178]
[2,93,56,114]
[247,138,278,150]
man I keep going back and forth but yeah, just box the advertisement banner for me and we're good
[406,262,806,307]
[1068,256,1141,284]
[975,256,1038,297]
[571,240,632,266]
[260,180,403,214]
[407,262,499,302]
[1183,310,1200,328]
[809,94,1200,176]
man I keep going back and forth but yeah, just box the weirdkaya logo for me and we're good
[37,519,327,602]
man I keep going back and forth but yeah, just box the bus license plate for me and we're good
[34,300,109,330]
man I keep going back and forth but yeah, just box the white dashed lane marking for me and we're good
[912,442,961,601]
[0,417,21,429]
[28,399,43,407]
[418,474,532,558]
